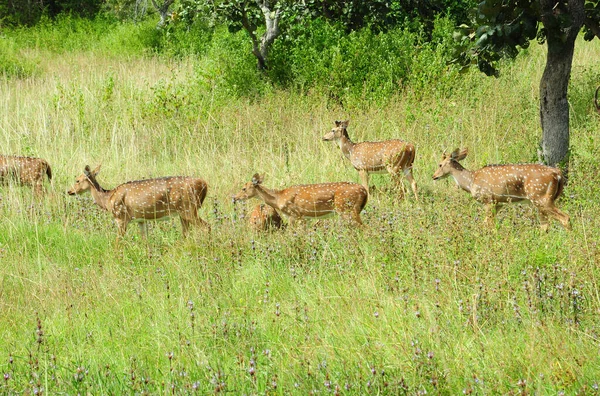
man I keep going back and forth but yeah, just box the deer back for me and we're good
[109,177,207,220]
[0,156,51,185]
[350,140,413,171]
[276,182,367,217]
[471,164,563,203]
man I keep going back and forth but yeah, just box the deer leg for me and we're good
[115,218,129,238]
[180,217,191,237]
[538,209,550,233]
[386,165,406,200]
[349,210,364,226]
[192,216,211,232]
[187,209,211,233]
[358,170,370,195]
[403,167,418,201]
[33,182,44,198]
[287,216,300,229]
[546,205,571,230]
[138,222,148,240]
[484,203,499,226]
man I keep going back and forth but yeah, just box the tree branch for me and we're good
[584,16,600,40]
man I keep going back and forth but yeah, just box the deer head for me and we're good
[68,164,101,195]
[322,120,350,141]
[233,173,264,202]
[432,149,468,180]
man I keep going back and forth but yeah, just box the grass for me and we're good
[0,26,600,393]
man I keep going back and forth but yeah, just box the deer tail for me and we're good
[45,163,52,181]
[196,180,208,206]
[402,143,416,174]
[553,171,565,202]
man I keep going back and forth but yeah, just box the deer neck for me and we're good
[88,180,113,211]
[337,134,355,159]
[448,162,474,193]
[254,185,281,209]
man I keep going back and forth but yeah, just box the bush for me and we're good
[0,38,39,78]
[267,16,459,104]
[193,26,270,99]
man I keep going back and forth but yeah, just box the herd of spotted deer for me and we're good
[2,103,591,239]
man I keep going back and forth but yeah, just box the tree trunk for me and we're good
[539,0,585,166]
[539,36,575,166]
[151,0,174,28]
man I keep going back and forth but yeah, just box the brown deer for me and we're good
[0,155,52,197]
[595,85,600,114]
[67,165,209,238]
[233,174,368,226]
[322,120,418,200]
[248,203,283,231]
[432,148,570,232]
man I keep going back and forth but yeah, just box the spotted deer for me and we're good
[595,86,600,114]
[322,120,418,200]
[0,155,52,197]
[432,148,570,232]
[248,203,283,231]
[233,174,368,226]
[68,165,209,238]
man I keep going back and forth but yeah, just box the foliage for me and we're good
[0,38,39,78]
[267,16,460,104]
[298,0,477,33]
[2,15,166,55]
[0,0,101,26]
[452,0,600,76]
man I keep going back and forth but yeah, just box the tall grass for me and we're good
[0,20,599,393]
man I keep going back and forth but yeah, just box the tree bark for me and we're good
[151,0,174,28]
[538,0,585,166]
[255,1,281,70]
[240,1,281,71]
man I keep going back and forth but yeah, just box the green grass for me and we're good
[0,25,600,393]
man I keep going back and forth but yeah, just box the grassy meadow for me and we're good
[1,21,600,394]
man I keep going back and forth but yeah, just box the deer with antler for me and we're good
[68,165,209,238]
[233,174,368,226]
[432,148,570,232]
[0,155,52,197]
[323,120,418,200]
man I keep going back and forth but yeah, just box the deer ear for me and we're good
[252,173,263,186]
[454,148,468,161]
[335,120,341,127]
[340,120,349,128]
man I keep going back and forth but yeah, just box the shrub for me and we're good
[0,38,39,78]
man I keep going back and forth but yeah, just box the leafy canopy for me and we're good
[453,0,600,76]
